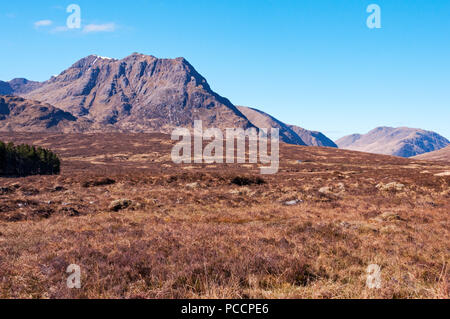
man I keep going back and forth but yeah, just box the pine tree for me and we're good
[0,140,61,176]
[0,141,6,175]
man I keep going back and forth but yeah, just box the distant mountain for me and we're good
[8,78,42,94]
[413,145,450,162]
[336,127,450,158]
[0,79,42,95]
[0,95,85,132]
[0,82,13,95]
[15,53,253,133]
[237,106,336,147]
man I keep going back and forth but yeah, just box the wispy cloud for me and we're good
[48,22,118,34]
[34,20,53,28]
[50,26,70,33]
[82,23,116,33]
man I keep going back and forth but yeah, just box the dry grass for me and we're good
[0,133,448,299]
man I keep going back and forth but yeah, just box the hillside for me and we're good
[0,95,85,132]
[237,106,336,147]
[288,125,337,148]
[236,106,306,145]
[413,145,450,162]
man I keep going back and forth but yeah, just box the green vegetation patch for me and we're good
[0,141,60,176]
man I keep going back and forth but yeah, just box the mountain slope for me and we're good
[335,134,362,148]
[413,145,450,162]
[336,127,450,157]
[236,106,306,145]
[287,125,337,148]
[0,95,84,132]
[19,53,253,133]
[237,106,336,147]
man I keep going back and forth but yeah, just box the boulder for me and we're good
[283,200,302,206]
[376,182,405,192]
[372,211,403,222]
[319,183,345,197]
[109,199,133,212]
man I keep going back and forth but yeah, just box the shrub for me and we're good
[231,176,266,186]
[82,178,116,188]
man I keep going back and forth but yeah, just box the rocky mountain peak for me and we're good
[10,53,251,133]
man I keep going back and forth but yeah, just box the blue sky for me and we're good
[1,0,449,140]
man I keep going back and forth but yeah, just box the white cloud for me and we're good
[34,20,53,28]
[82,23,116,33]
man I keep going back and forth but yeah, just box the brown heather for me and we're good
[0,133,448,299]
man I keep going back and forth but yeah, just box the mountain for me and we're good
[16,53,253,133]
[287,125,337,148]
[237,106,336,147]
[335,134,362,148]
[413,145,450,162]
[2,53,334,144]
[0,95,85,132]
[8,78,43,94]
[336,127,450,158]
[236,106,306,145]
[0,79,42,95]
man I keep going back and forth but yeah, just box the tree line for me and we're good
[0,141,60,176]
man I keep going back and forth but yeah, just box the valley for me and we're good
[0,133,448,298]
